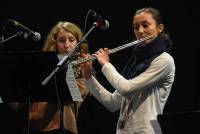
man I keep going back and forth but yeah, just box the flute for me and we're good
[71,35,155,66]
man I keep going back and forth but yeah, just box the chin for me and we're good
[146,40,153,44]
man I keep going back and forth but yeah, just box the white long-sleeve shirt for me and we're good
[85,52,175,134]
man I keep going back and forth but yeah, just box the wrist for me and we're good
[100,61,109,66]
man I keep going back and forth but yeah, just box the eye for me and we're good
[133,24,139,31]
[57,37,66,43]
[142,21,150,28]
[69,37,76,43]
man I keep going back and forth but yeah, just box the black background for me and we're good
[0,0,200,133]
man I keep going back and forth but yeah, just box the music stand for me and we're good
[0,51,76,133]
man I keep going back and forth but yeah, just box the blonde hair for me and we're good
[43,21,88,54]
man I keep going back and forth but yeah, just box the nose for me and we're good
[138,26,144,33]
[64,40,70,48]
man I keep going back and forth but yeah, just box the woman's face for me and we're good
[55,28,78,54]
[133,12,163,45]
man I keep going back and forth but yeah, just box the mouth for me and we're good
[65,49,71,53]
[139,35,155,40]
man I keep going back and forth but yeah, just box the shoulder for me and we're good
[153,52,174,65]
[151,52,175,73]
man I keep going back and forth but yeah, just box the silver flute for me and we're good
[71,35,155,66]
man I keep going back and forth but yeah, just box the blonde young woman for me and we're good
[10,21,89,134]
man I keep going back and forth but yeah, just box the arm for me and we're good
[101,53,175,97]
[85,76,122,112]
[81,53,121,112]
[76,78,89,100]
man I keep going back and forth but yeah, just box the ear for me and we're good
[157,24,164,33]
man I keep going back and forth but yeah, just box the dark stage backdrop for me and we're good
[0,0,199,134]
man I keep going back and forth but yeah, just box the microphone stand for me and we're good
[41,22,98,86]
[0,31,23,47]
[0,30,33,134]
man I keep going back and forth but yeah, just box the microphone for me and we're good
[7,19,41,41]
[90,10,110,30]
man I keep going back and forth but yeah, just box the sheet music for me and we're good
[66,63,83,102]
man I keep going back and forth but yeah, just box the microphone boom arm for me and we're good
[0,31,23,47]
